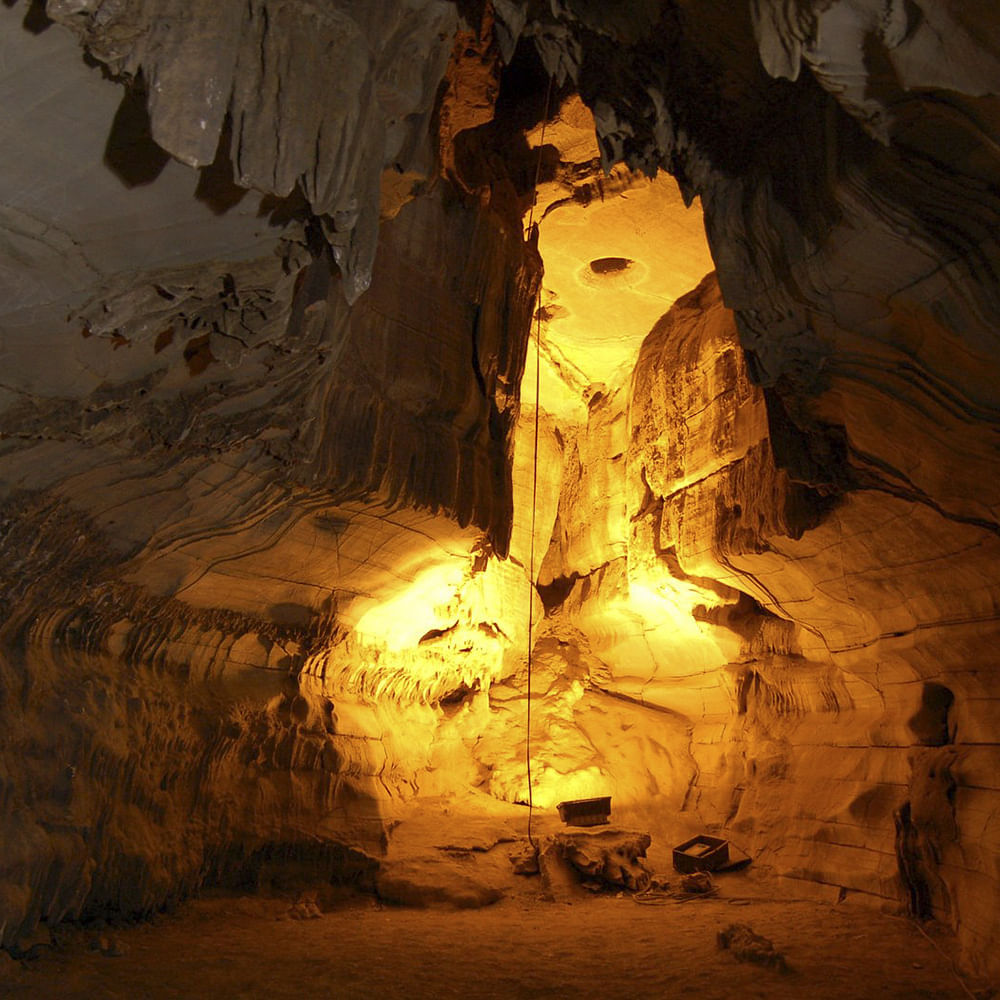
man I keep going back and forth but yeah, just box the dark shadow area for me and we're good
[450,37,569,197]
[268,602,316,628]
[452,0,487,30]
[258,185,311,227]
[194,120,248,215]
[537,573,579,614]
[206,841,378,896]
[13,0,51,33]
[907,682,955,746]
[436,679,480,717]
[104,79,171,187]
[894,801,934,919]
[182,333,214,376]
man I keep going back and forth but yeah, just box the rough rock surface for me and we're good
[485,1,1000,982]
[45,0,458,301]
[549,828,652,892]
[0,0,999,989]
[718,922,789,973]
[0,0,540,949]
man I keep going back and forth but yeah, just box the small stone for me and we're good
[680,872,714,894]
[718,923,789,973]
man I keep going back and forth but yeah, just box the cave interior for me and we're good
[1,0,999,996]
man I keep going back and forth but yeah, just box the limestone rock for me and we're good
[508,842,540,876]
[1,0,1000,989]
[376,858,503,909]
[549,829,652,893]
[45,0,459,301]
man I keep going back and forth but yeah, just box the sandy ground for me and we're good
[0,884,978,1000]
[0,803,984,999]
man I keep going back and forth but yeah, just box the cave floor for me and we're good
[0,887,972,999]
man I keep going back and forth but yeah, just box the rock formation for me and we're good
[1,0,998,988]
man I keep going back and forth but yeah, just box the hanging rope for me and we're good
[525,72,554,853]
[525,73,554,238]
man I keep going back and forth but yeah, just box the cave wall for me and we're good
[0,0,999,985]
[626,275,1000,977]
[0,1,544,947]
[479,0,1000,981]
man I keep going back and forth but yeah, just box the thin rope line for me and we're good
[909,919,978,1000]
[525,72,554,852]
[525,284,542,850]
[525,73,555,238]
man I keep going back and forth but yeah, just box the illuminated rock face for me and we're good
[0,0,999,986]
[485,0,1000,980]
[623,275,1000,977]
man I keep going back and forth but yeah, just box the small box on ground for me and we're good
[672,834,730,873]
[556,796,612,827]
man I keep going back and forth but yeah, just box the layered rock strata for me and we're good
[1,0,999,988]
[485,0,1000,981]
[0,3,541,948]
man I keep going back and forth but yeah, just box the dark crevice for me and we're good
[537,573,579,614]
[194,118,249,215]
[907,682,955,747]
[894,801,934,920]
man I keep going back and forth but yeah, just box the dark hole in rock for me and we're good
[436,680,480,716]
[537,573,579,614]
[418,621,458,644]
[907,682,955,746]
[322,698,336,734]
[736,670,759,714]
[589,256,633,275]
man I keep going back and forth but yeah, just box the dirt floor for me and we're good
[0,803,986,999]
[0,882,981,1000]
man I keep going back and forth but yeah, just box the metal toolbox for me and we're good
[672,834,730,873]
[556,796,612,827]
